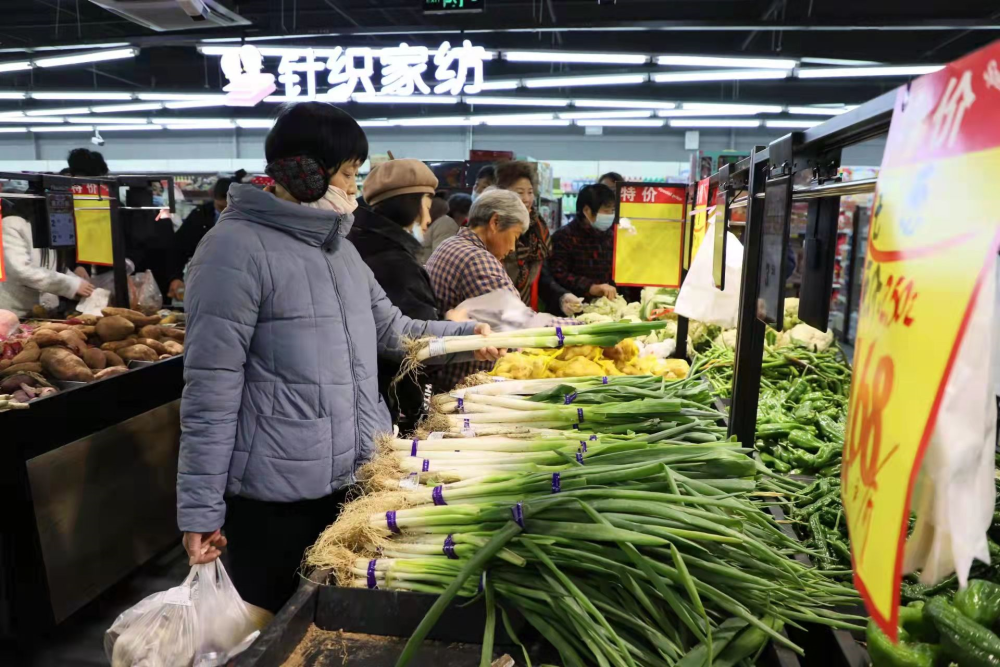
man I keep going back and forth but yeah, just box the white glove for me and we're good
[560,293,584,316]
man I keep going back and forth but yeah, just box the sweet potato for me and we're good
[72,325,96,337]
[138,325,163,340]
[81,348,107,370]
[161,340,184,356]
[58,329,87,355]
[31,329,63,347]
[0,360,9,371]
[1,362,43,377]
[73,314,99,326]
[10,342,40,365]
[137,338,169,356]
[96,316,135,342]
[101,337,137,352]
[94,366,130,380]
[117,344,158,363]
[159,328,185,343]
[40,348,94,382]
[101,308,161,328]
[38,322,70,332]
[103,350,125,367]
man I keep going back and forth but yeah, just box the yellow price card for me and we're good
[613,185,687,287]
[73,193,114,266]
[844,40,1000,639]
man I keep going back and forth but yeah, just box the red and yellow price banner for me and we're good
[844,40,1000,639]
[687,178,711,268]
[613,184,687,287]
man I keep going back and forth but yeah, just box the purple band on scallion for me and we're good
[555,326,564,348]
[367,559,378,589]
[411,439,418,457]
[443,534,458,559]
[602,376,609,384]
[576,451,584,464]
[386,511,400,533]
[577,408,584,423]
[551,473,561,494]
[511,501,524,528]
[579,441,587,453]
[457,397,464,413]
[463,418,471,430]
[564,392,577,405]
[422,459,430,472]
[572,423,579,430]
[432,485,446,506]
[589,434,598,440]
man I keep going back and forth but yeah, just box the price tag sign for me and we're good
[687,178,711,269]
[613,184,686,287]
[843,40,1000,640]
[72,183,114,266]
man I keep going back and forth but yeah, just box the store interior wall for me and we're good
[0,128,887,175]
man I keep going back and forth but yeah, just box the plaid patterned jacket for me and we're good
[548,216,614,296]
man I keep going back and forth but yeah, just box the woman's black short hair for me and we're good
[448,192,473,219]
[577,183,616,218]
[67,148,108,177]
[598,171,623,185]
[373,192,426,229]
[475,164,496,183]
[265,102,368,175]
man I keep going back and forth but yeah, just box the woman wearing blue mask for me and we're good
[548,182,621,301]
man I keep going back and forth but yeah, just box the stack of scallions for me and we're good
[305,362,863,667]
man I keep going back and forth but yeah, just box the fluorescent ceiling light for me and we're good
[656,109,759,117]
[559,110,652,120]
[26,106,91,116]
[91,102,164,113]
[0,92,26,99]
[483,119,572,127]
[797,65,943,78]
[392,117,478,126]
[682,102,783,114]
[30,91,133,101]
[800,57,881,66]
[786,106,850,116]
[31,125,94,132]
[523,74,647,88]
[352,94,459,104]
[766,119,822,128]
[235,119,276,129]
[358,120,393,127]
[0,111,24,117]
[152,117,233,125]
[669,119,761,128]
[575,119,665,127]
[0,126,27,133]
[477,80,521,91]
[503,50,649,65]
[65,116,148,124]
[655,55,796,69]
[0,61,32,73]
[137,93,225,101]
[34,48,137,69]
[165,122,235,130]
[164,99,228,110]
[652,69,789,83]
[100,124,164,131]
[32,42,130,52]
[0,115,61,123]
[572,99,676,110]
[464,96,569,107]
[472,113,555,122]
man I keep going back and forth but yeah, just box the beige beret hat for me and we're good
[363,158,439,206]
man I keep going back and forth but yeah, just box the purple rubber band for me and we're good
[432,485,447,506]
[551,473,561,494]
[511,501,524,528]
[555,326,564,348]
[422,459,430,472]
[463,418,471,430]
[572,423,579,430]
[443,534,458,559]
[367,559,378,589]
[589,434,598,441]
[579,441,587,453]
[457,397,464,413]
[386,511,400,534]
[602,376,609,384]
[564,392,577,405]
[577,408,584,423]
[576,451,585,464]
[411,438,418,456]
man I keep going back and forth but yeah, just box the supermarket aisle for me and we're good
[0,544,188,667]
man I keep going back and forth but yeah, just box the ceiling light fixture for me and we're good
[392,117,479,126]
[503,50,650,65]
[476,80,521,91]
[464,96,570,107]
[137,93,226,101]
[91,102,164,113]
[572,99,676,110]
[652,69,790,83]
[358,120,394,127]
[235,119,276,129]
[559,110,653,120]
[0,92,26,99]
[796,65,943,78]
[0,126,27,133]
[0,61,32,73]
[0,115,61,123]
[682,102,784,114]
[523,74,647,88]
[656,109,760,117]
[65,116,149,124]
[30,125,95,132]
[471,113,556,122]
[668,119,761,128]
[483,119,572,127]
[575,119,665,128]
[163,99,228,110]
[785,106,851,116]
[765,119,823,128]
[25,106,91,116]
[800,57,882,66]
[100,124,164,131]
[30,92,133,101]
[165,122,235,130]
[152,117,233,125]
[34,48,137,69]
[655,55,796,69]
[352,93,459,104]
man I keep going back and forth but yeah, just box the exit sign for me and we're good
[423,0,484,13]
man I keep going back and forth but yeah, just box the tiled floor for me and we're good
[0,544,189,667]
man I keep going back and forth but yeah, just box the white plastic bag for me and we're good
[674,222,744,328]
[455,289,555,332]
[903,261,999,586]
[133,270,163,314]
[191,560,258,667]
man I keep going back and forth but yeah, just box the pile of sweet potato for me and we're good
[0,307,184,385]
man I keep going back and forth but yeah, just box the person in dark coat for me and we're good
[347,158,448,432]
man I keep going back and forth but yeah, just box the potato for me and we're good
[161,340,184,356]
[101,308,161,328]
[101,337,137,352]
[137,338,169,356]
[138,325,163,340]
[96,316,135,342]
[72,325,96,337]
[38,322,70,332]
[159,328,185,343]
[1,362,43,377]
[0,359,9,371]
[31,329,63,347]
[95,366,130,380]
[81,348,107,370]
[58,329,87,355]
[117,344,158,363]
[103,350,125,367]
[40,348,94,382]
[11,342,41,365]
[73,314,99,326]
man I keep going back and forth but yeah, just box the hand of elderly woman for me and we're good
[472,322,506,362]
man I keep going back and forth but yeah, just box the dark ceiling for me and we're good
[1,0,999,119]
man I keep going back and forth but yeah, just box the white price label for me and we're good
[428,432,445,440]
[427,338,448,357]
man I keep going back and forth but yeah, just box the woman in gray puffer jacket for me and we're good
[177,103,499,611]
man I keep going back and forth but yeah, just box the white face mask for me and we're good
[303,184,358,215]
[409,224,424,243]
[593,212,616,232]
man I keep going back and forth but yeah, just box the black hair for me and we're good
[265,102,368,176]
[577,183,616,218]
[447,192,473,219]
[598,171,623,185]
[67,148,109,177]
[495,161,536,190]
[213,177,234,200]
[373,192,427,229]
[475,164,496,183]
[429,196,449,222]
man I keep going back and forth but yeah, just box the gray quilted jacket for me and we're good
[177,184,475,533]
